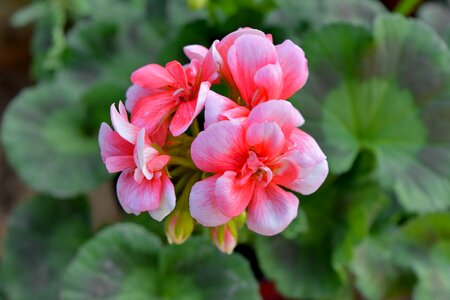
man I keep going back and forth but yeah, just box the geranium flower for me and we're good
[189,100,328,235]
[98,102,175,221]
[126,45,219,137]
[214,28,309,107]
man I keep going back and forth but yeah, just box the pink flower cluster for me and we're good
[99,28,328,252]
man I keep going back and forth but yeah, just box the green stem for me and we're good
[169,156,197,169]
[178,173,201,210]
[191,118,200,137]
[394,0,424,15]
[170,166,188,178]
[175,171,193,194]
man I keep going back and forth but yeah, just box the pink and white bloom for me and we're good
[214,28,308,107]
[189,100,328,236]
[98,102,175,221]
[126,46,219,137]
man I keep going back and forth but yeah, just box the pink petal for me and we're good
[184,44,209,62]
[215,171,255,217]
[283,129,328,195]
[189,175,231,226]
[247,183,299,236]
[246,121,285,160]
[166,60,188,90]
[130,91,177,134]
[228,34,278,104]
[131,64,175,89]
[253,63,283,105]
[200,41,220,83]
[98,123,134,159]
[136,129,159,180]
[191,120,248,173]
[148,118,169,147]
[216,28,267,86]
[148,155,170,171]
[110,102,139,144]
[276,40,309,99]
[169,82,210,136]
[149,173,176,221]
[125,84,153,112]
[204,90,239,128]
[247,100,304,136]
[104,156,134,173]
[116,170,162,214]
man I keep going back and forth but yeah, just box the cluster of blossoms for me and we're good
[99,28,328,254]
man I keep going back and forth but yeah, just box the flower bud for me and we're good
[187,0,208,10]
[210,222,238,254]
[165,209,194,244]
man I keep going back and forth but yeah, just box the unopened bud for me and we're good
[211,222,238,254]
[165,210,194,244]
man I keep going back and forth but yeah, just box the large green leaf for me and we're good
[331,182,389,279]
[255,180,389,299]
[351,213,450,300]
[418,0,450,46]
[160,238,260,300]
[296,15,450,213]
[350,235,414,300]
[1,195,91,300]
[255,234,340,299]
[61,223,162,300]
[61,223,260,300]
[266,0,386,41]
[1,76,109,197]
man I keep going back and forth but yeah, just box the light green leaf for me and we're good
[266,0,386,40]
[296,15,450,213]
[418,1,450,45]
[350,235,413,300]
[1,195,90,300]
[255,234,340,299]
[160,238,260,300]
[1,77,109,197]
[332,183,389,279]
[10,2,48,27]
[61,223,161,300]
[61,224,260,300]
[351,213,450,300]
[412,241,450,300]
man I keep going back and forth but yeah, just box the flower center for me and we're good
[240,151,273,186]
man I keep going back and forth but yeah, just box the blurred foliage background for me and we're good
[1,0,450,299]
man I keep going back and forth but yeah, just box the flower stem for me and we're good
[169,156,197,169]
[191,118,200,137]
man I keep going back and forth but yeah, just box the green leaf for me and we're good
[61,223,161,300]
[332,183,389,279]
[418,1,450,46]
[350,235,414,300]
[351,213,450,299]
[160,238,260,300]
[1,195,91,300]
[321,79,426,176]
[10,2,49,27]
[412,241,450,300]
[282,207,308,239]
[255,234,340,299]
[297,15,450,213]
[1,77,109,197]
[61,224,260,300]
[266,0,386,40]
[394,214,450,299]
